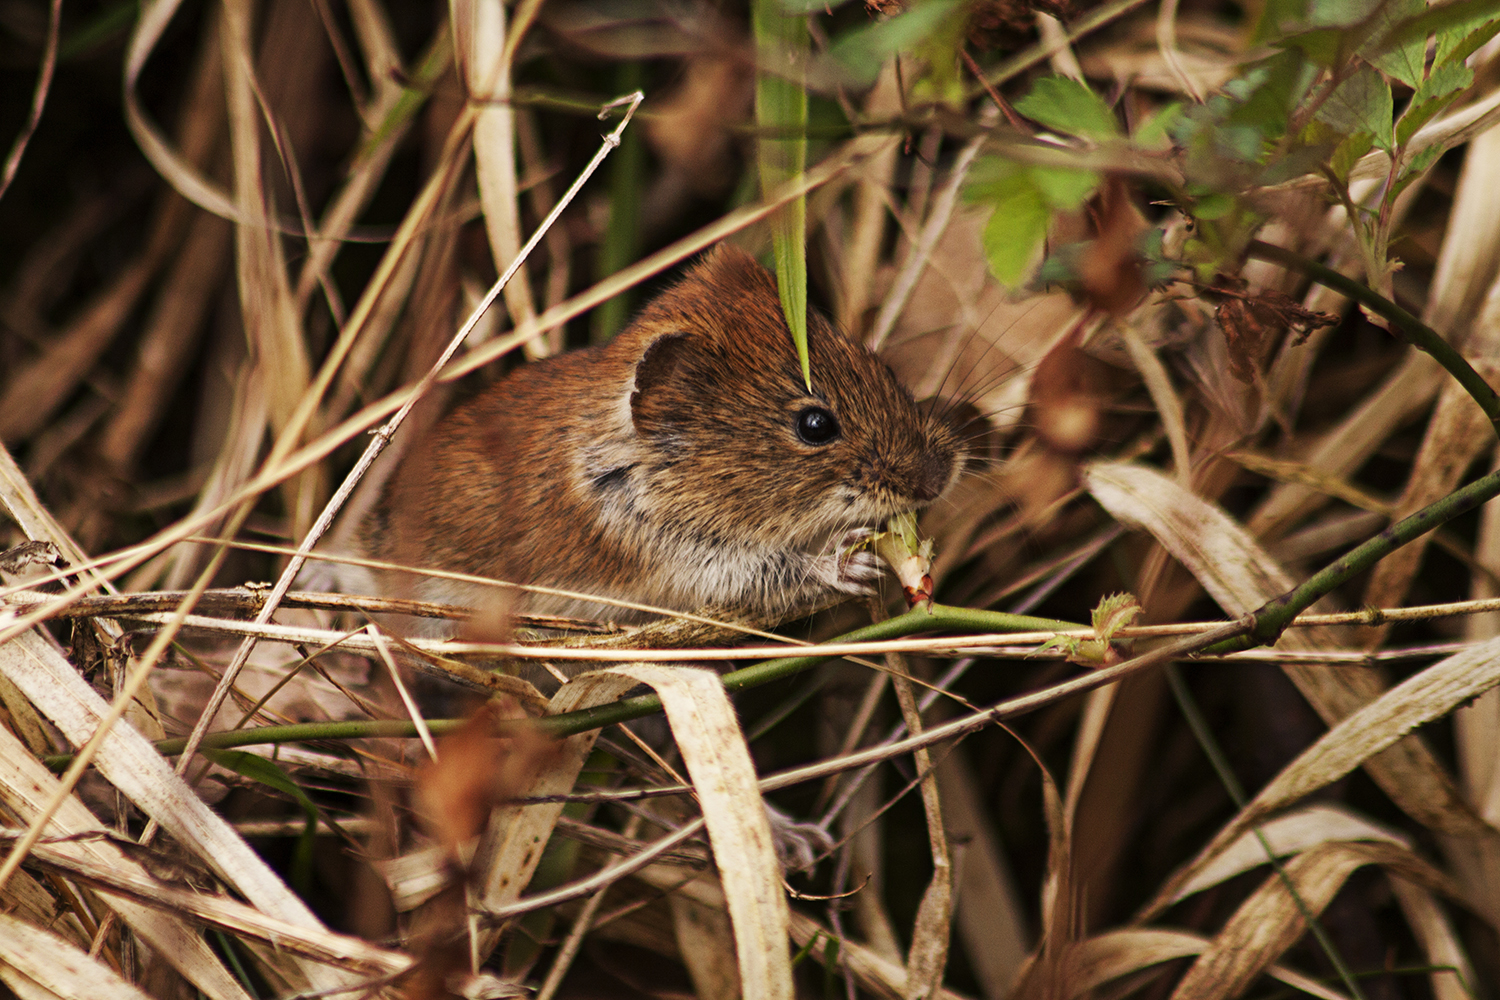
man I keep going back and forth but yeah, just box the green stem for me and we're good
[44,605,1080,770]
[1207,465,1500,655]
[1246,239,1500,438]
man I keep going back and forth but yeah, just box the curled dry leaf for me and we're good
[1208,279,1339,383]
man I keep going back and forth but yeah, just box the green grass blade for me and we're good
[753,0,811,389]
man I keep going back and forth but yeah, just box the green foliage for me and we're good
[1040,593,1143,666]
[966,154,1100,285]
[829,0,966,88]
[945,0,1498,291]
[1014,75,1122,140]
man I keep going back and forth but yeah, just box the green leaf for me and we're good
[1330,130,1376,182]
[1014,75,1121,141]
[1395,60,1473,146]
[1133,102,1183,151]
[1194,192,1238,220]
[1391,140,1445,201]
[979,175,1049,286]
[1362,0,1427,87]
[1309,0,1384,27]
[1254,0,1311,43]
[1223,50,1317,143]
[1030,165,1101,208]
[828,0,963,88]
[1435,3,1500,64]
[1316,66,1394,152]
[753,0,811,388]
[1278,25,1349,65]
[1039,592,1141,666]
[1383,0,1500,54]
[202,749,319,892]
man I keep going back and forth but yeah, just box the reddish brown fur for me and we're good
[361,245,961,622]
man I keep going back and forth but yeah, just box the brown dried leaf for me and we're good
[1171,841,1459,1000]
[415,700,561,853]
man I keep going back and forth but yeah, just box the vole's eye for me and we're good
[795,406,840,445]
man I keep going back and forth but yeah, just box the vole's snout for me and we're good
[911,450,953,503]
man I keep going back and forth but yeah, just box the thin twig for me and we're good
[1247,238,1500,438]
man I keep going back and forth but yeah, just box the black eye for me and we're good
[795,406,840,445]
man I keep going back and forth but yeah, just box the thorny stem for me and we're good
[1206,464,1500,655]
[1246,238,1500,438]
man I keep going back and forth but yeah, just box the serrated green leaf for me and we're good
[1396,60,1473,145]
[1091,592,1143,641]
[1383,0,1500,55]
[1330,130,1376,181]
[1362,0,1427,87]
[203,748,319,892]
[979,177,1049,286]
[1134,102,1183,151]
[828,0,963,87]
[1014,75,1121,141]
[1317,66,1394,152]
[1435,5,1500,65]
[754,0,811,388]
[1415,58,1474,104]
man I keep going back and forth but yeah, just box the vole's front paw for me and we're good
[812,528,884,597]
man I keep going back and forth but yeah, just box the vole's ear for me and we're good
[630,332,690,435]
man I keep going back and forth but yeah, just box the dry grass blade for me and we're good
[0,912,157,1000]
[0,628,355,991]
[461,0,541,355]
[785,909,972,1000]
[1170,841,1462,1000]
[604,665,793,999]
[1171,803,1408,902]
[1150,634,1500,920]
[1028,928,1352,1000]
[12,838,410,976]
[1086,461,1499,842]
[471,671,641,960]
[0,724,251,1000]
[19,0,1500,991]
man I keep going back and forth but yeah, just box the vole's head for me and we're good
[611,244,962,548]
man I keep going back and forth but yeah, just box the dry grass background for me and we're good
[2,0,1500,997]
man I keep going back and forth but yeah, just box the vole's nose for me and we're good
[911,450,952,503]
